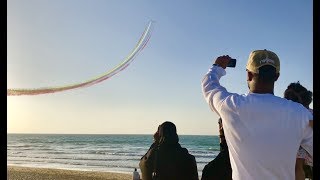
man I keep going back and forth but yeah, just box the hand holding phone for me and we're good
[213,56,236,69]
[227,59,236,68]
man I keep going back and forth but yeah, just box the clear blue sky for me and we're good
[7,0,313,135]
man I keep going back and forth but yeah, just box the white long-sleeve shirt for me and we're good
[201,65,313,180]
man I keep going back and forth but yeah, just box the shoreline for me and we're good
[8,165,133,180]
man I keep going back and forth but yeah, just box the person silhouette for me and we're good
[139,121,199,180]
[201,50,313,180]
[284,81,313,180]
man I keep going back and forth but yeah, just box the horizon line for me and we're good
[7,132,218,136]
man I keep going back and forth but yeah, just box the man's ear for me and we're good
[274,73,280,81]
[247,71,254,81]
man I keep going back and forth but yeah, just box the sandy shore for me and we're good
[8,166,133,180]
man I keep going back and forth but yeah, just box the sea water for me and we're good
[7,134,221,175]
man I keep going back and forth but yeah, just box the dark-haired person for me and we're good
[139,121,199,180]
[201,118,232,180]
[284,81,313,180]
[201,49,313,180]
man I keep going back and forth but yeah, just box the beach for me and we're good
[8,166,132,180]
[8,134,218,176]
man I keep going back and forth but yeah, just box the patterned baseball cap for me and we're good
[246,49,280,74]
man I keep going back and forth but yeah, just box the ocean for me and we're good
[7,134,221,176]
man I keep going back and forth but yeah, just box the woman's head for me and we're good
[158,121,179,145]
[284,81,312,108]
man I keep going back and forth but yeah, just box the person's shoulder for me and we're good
[176,148,196,167]
[273,95,302,107]
[285,99,307,110]
[177,147,189,155]
[179,147,189,154]
[283,99,313,118]
[141,143,158,159]
[180,147,196,159]
[223,93,248,106]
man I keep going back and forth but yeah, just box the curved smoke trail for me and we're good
[7,21,154,96]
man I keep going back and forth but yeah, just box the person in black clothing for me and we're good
[139,121,199,180]
[201,118,232,180]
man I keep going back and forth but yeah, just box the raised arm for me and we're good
[201,55,233,115]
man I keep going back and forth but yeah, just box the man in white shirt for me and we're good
[201,49,313,180]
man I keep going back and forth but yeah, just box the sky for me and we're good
[7,0,313,135]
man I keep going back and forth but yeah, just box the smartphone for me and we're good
[227,59,236,67]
